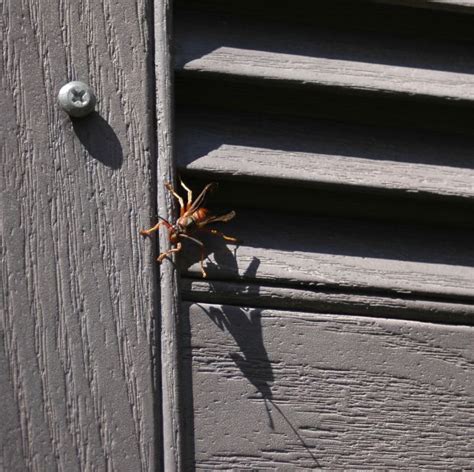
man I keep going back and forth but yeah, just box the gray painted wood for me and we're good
[1,0,158,470]
[175,12,474,102]
[177,110,474,200]
[183,280,474,325]
[174,2,474,470]
[179,210,474,300]
[153,0,184,470]
[183,302,474,470]
[173,1,474,470]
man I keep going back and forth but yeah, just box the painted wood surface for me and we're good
[172,2,474,470]
[183,280,474,325]
[175,10,474,102]
[176,109,474,200]
[183,302,474,470]
[153,0,185,470]
[179,209,474,300]
[1,1,158,470]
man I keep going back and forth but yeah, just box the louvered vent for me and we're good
[175,0,474,300]
[173,1,474,468]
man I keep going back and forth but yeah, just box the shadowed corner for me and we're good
[72,112,123,169]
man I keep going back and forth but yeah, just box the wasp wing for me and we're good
[199,210,236,226]
[186,182,217,215]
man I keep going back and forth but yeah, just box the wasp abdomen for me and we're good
[177,207,209,232]
[193,208,209,222]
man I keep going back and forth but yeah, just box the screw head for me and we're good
[58,81,96,118]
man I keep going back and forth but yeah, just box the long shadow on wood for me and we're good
[190,257,320,467]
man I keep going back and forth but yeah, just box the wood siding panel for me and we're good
[184,302,474,470]
[1,1,157,470]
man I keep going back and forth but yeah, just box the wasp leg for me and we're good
[165,182,185,216]
[140,216,173,237]
[157,242,182,263]
[180,234,208,278]
[140,221,163,237]
[201,228,239,243]
[180,179,193,209]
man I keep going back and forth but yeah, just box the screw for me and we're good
[58,81,96,118]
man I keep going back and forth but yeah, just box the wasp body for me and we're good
[140,181,237,277]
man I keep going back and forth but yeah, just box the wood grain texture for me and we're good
[179,210,474,300]
[183,302,474,470]
[1,1,158,470]
[183,279,474,325]
[177,109,474,200]
[153,0,184,470]
[175,12,474,102]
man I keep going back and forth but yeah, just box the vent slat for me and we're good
[177,110,474,200]
[178,210,474,301]
[176,13,474,102]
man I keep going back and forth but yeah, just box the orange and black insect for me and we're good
[140,180,237,277]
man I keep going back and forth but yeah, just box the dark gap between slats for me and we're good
[175,0,474,40]
[179,174,474,230]
[175,73,474,138]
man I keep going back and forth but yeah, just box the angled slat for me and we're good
[183,302,474,470]
[177,110,474,200]
[178,210,474,300]
[175,13,474,102]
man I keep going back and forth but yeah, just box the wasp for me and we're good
[140,180,237,278]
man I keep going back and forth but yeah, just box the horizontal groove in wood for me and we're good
[176,209,474,301]
[175,12,474,103]
[182,279,474,325]
[183,302,474,469]
[176,109,474,200]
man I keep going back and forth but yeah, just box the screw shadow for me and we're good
[71,112,123,169]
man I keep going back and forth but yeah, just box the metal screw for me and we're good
[58,81,96,118]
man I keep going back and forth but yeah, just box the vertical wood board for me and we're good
[1,0,158,470]
[153,0,185,470]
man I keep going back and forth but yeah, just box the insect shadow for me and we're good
[191,256,320,468]
[178,219,240,278]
